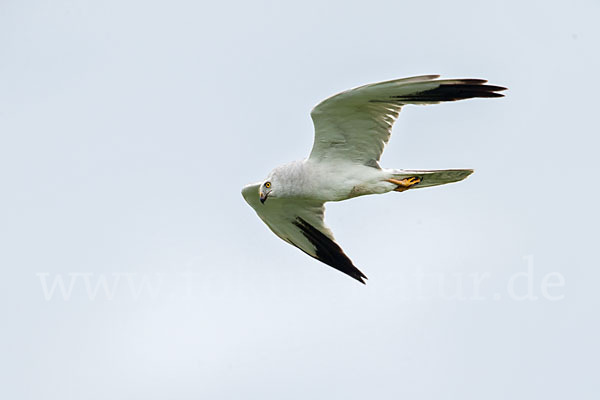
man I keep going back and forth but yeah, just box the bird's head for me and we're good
[259,163,297,204]
[259,178,274,204]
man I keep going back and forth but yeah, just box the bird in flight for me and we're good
[242,75,506,283]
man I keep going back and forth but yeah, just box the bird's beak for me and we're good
[259,191,268,204]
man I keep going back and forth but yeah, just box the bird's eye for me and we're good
[265,182,271,188]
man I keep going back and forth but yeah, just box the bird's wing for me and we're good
[241,183,367,283]
[309,75,506,166]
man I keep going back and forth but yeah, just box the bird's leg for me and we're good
[387,177,421,192]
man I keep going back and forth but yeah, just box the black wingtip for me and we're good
[390,80,507,103]
[293,217,368,284]
[348,268,368,284]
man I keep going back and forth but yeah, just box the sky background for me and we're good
[1,0,599,399]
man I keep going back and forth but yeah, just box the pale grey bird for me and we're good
[242,75,506,283]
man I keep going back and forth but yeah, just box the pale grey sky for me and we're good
[1,0,599,399]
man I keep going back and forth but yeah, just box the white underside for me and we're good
[271,159,473,202]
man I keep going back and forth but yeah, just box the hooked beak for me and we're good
[259,191,268,204]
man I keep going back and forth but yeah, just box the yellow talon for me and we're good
[387,176,422,192]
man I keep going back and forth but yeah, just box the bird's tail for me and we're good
[389,169,473,189]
